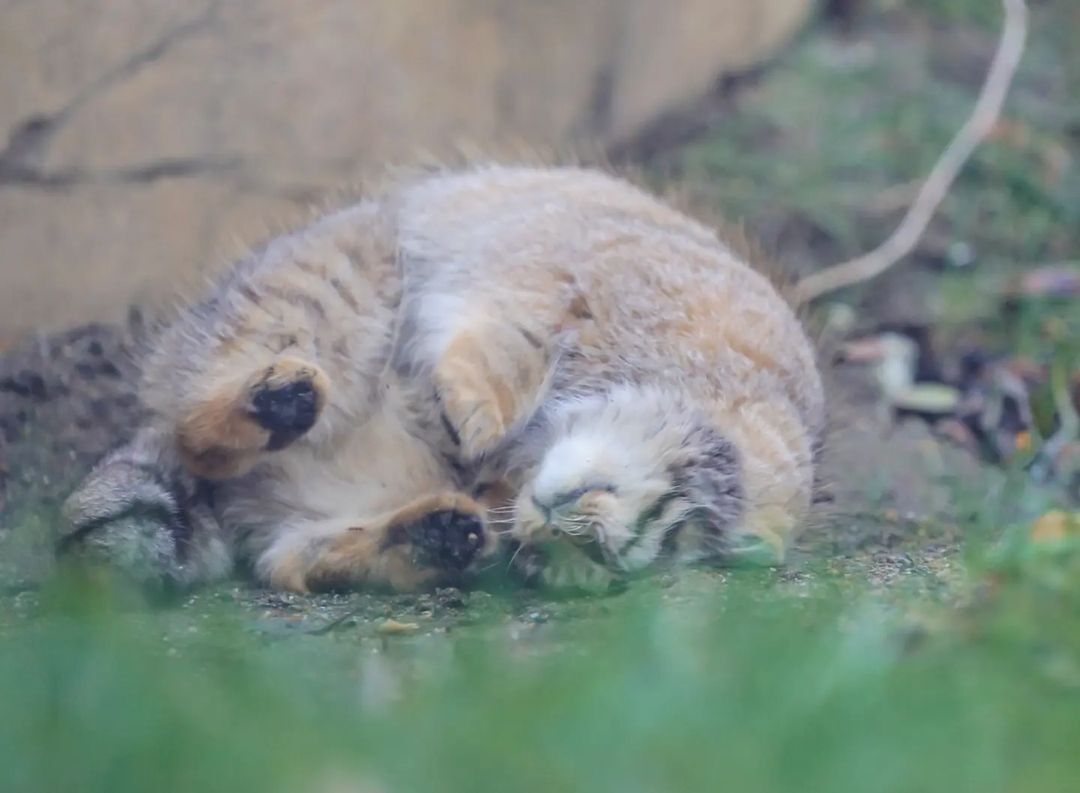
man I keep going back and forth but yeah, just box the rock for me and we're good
[0,0,811,335]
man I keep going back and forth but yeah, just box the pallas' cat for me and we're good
[63,166,824,592]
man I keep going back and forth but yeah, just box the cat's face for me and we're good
[510,387,743,573]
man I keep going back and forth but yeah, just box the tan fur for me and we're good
[65,164,824,591]
[434,324,554,460]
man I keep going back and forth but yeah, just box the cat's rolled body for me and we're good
[63,165,825,592]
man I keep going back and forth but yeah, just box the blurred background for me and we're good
[0,3,1078,792]
[0,0,809,334]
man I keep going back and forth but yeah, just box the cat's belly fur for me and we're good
[214,384,455,552]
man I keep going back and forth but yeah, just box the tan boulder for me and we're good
[0,0,810,335]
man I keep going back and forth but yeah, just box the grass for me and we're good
[1,2,1078,792]
[1,505,1078,793]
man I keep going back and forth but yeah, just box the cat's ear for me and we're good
[674,427,744,531]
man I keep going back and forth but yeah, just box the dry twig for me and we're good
[793,0,1029,305]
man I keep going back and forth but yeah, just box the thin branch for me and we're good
[792,0,1029,306]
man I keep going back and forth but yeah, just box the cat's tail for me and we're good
[60,425,233,590]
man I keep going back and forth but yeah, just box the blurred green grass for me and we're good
[1,513,1078,793]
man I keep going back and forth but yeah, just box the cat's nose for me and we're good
[531,486,589,522]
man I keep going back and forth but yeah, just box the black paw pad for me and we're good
[404,509,486,571]
[250,380,319,450]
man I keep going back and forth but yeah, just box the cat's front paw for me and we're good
[434,324,553,461]
[438,386,509,463]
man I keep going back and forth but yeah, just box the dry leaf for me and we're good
[376,619,420,635]
[1031,511,1078,543]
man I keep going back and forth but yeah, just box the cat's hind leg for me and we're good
[175,355,330,479]
[257,492,497,593]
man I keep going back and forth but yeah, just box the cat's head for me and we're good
[510,385,743,572]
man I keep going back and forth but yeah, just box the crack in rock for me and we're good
[0,1,222,186]
[1,156,244,190]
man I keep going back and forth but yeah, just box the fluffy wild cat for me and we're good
[61,165,825,593]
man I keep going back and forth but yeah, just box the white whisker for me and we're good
[475,558,505,574]
[505,541,526,572]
